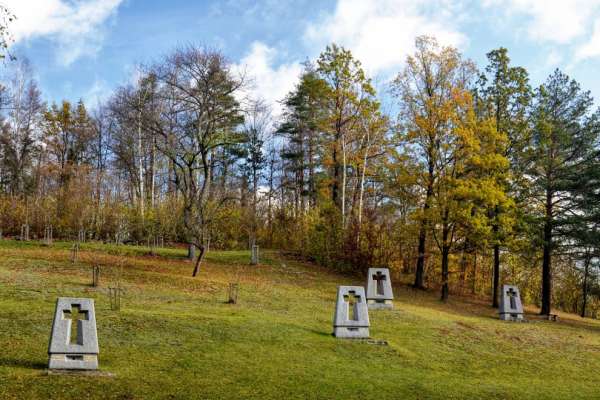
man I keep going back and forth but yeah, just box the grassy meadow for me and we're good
[0,239,599,399]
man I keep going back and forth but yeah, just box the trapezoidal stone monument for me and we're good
[499,284,524,321]
[366,267,394,309]
[333,286,370,338]
[48,297,99,370]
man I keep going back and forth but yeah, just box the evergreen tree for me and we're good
[527,70,600,315]
[478,47,531,307]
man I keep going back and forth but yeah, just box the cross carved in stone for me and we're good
[506,288,518,310]
[343,291,361,321]
[373,271,387,296]
[63,304,89,345]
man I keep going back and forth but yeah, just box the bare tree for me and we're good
[152,46,245,276]
[0,59,43,196]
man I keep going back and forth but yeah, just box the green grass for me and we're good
[1,239,599,399]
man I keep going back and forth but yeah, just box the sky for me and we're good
[6,0,600,115]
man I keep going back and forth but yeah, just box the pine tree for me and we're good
[478,47,531,307]
[527,69,600,315]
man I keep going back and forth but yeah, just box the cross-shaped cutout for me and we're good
[506,288,518,310]
[373,271,387,296]
[343,291,361,321]
[62,304,89,345]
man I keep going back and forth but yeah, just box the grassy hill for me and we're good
[0,240,599,399]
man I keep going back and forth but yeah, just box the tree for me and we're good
[44,100,94,187]
[527,69,600,315]
[0,60,43,196]
[0,6,15,61]
[152,46,244,276]
[108,72,160,225]
[478,47,531,307]
[317,44,378,225]
[431,88,508,301]
[564,150,600,317]
[392,36,477,289]
[352,109,388,245]
[278,64,328,211]
[239,99,269,247]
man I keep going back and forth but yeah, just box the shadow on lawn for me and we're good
[0,357,47,370]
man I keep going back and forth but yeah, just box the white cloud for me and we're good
[232,1,468,119]
[84,78,112,106]
[4,0,123,66]
[484,0,600,45]
[234,41,303,118]
[304,0,467,76]
[575,20,600,61]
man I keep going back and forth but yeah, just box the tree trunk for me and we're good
[332,146,339,207]
[191,245,206,277]
[308,129,316,208]
[137,106,145,219]
[414,166,433,289]
[581,254,590,318]
[471,250,478,295]
[341,135,347,227]
[541,189,553,315]
[441,245,450,302]
[414,224,426,289]
[187,243,195,261]
[458,246,467,294]
[150,135,156,209]
[492,242,500,308]
[356,127,371,246]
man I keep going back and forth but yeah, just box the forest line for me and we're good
[0,36,599,317]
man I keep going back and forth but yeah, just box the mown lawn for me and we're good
[0,239,599,399]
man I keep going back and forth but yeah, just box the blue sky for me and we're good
[7,0,600,113]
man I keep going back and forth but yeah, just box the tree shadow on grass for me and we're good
[301,327,334,337]
[0,357,47,370]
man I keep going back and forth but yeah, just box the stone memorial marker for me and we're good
[92,265,100,287]
[71,243,79,263]
[48,297,99,370]
[365,267,394,309]
[499,284,524,321]
[251,244,259,265]
[333,286,370,338]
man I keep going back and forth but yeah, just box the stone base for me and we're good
[333,326,370,339]
[48,353,98,370]
[499,313,524,322]
[367,299,393,310]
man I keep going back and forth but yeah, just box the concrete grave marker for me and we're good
[499,284,524,321]
[366,268,394,309]
[333,286,370,338]
[92,265,100,287]
[48,297,99,370]
[71,243,79,263]
[251,245,259,265]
